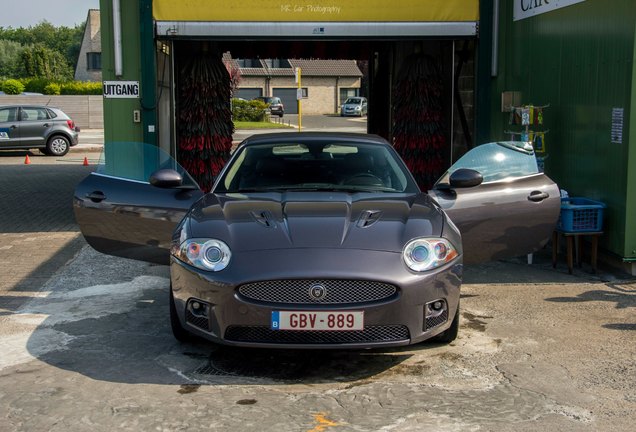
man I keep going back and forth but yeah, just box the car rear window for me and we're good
[0,107,17,122]
[21,107,50,121]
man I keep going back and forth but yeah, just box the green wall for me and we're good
[99,0,143,144]
[489,0,636,260]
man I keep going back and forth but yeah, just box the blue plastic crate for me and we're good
[557,197,606,233]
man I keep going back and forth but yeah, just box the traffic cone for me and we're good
[24,154,31,165]
[83,156,89,166]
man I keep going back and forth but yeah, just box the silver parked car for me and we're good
[0,105,80,156]
[74,133,560,349]
[341,97,367,117]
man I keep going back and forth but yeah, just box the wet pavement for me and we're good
[0,150,635,431]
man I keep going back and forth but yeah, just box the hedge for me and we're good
[60,81,102,95]
[43,83,61,95]
[232,98,268,122]
[1,78,102,95]
[2,79,24,94]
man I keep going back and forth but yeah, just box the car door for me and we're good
[18,107,51,146]
[428,141,560,264]
[0,107,19,148]
[74,142,205,264]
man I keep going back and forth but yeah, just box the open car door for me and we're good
[74,142,204,264]
[428,142,560,264]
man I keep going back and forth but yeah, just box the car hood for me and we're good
[187,192,444,253]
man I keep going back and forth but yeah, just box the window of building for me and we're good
[87,52,102,70]
[263,59,292,68]
[236,59,262,68]
[339,88,359,104]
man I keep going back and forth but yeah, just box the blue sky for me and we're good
[0,0,100,28]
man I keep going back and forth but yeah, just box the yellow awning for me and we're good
[153,0,479,23]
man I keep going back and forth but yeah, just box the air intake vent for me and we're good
[250,210,275,228]
[357,210,382,228]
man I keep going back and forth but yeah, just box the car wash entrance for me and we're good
[150,0,478,190]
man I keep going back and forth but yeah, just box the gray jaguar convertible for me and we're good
[74,133,559,348]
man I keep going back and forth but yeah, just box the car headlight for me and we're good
[403,238,458,272]
[176,238,231,271]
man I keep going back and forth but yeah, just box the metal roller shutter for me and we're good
[273,88,298,114]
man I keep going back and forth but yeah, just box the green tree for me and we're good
[17,44,73,80]
[0,20,84,72]
[0,39,25,79]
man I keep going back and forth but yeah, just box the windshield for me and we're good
[215,140,418,194]
[344,98,363,105]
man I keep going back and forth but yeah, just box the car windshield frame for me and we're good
[214,140,419,194]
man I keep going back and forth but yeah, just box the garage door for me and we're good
[273,88,298,115]
[237,88,262,100]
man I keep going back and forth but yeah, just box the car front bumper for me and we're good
[170,248,462,349]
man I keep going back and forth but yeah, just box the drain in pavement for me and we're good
[187,348,410,382]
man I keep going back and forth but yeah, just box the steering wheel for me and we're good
[342,173,384,186]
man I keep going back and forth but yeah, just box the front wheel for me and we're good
[169,288,195,342]
[46,135,70,156]
[434,305,459,343]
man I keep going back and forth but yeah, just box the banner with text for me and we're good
[514,0,586,21]
[153,0,479,22]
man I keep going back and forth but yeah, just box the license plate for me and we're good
[271,311,364,331]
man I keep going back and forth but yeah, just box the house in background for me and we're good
[227,56,363,115]
[74,9,101,82]
[73,14,361,115]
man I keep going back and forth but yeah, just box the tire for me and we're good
[169,288,195,342]
[278,113,284,118]
[46,135,70,156]
[434,304,460,343]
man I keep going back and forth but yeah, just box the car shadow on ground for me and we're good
[0,149,38,157]
[15,247,452,386]
[22,282,445,385]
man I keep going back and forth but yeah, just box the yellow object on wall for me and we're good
[153,0,479,22]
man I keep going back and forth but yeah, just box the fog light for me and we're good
[187,299,209,318]
[424,299,449,331]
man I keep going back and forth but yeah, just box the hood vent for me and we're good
[357,210,382,228]
[250,210,276,228]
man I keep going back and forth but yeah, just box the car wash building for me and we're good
[486,0,636,275]
[100,0,482,183]
[98,0,636,273]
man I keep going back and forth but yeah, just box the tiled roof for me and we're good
[289,59,362,77]
[223,54,362,78]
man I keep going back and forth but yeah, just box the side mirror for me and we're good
[149,169,183,188]
[449,168,483,188]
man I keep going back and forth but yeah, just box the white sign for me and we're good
[514,0,586,21]
[103,81,140,98]
[296,88,304,100]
